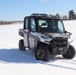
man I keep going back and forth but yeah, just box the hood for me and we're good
[43,33,68,38]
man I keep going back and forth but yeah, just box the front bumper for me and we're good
[52,47,68,55]
[49,38,69,55]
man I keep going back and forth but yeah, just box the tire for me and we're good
[19,39,25,51]
[35,45,50,61]
[62,45,75,59]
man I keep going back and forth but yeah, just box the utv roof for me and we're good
[29,13,61,19]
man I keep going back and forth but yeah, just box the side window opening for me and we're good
[30,18,36,32]
[58,21,64,32]
[24,18,28,29]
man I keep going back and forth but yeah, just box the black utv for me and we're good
[19,13,75,61]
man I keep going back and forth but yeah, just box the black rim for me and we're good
[68,49,72,56]
[19,41,22,47]
[37,50,45,59]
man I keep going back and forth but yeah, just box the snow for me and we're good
[0,21,76,75]
[63,20,76,48]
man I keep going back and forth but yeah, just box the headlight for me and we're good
[40,36,52,43]
[41,36,50,39]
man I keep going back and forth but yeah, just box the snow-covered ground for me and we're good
[0,21,76,75]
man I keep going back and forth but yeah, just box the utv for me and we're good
[19,13,75,61]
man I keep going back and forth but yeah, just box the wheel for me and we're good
[19,39,25,51]
[62,45,75,59]
[35,45,50,61]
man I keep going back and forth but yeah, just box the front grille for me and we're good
[54,37,67,42]
[56,42,67,46]
[50,37,68,47]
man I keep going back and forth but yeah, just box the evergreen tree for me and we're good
[69,10,76,20]
[56,13,61,18]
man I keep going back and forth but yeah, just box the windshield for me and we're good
[37,19,65,33]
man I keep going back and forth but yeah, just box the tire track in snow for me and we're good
[43,62,76,71]
[43,56,76,71]
[60,60,76,65]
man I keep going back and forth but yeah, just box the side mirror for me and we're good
[65,31,72,36]
[41,23,47,27]
[65,31,68,33]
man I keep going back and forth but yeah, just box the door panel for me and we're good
[29,18,36,50]
[24,30,28,47]
[24,17,29,48]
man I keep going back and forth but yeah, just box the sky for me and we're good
[0,0,76,21]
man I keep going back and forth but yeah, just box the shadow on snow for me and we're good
[0,48,76,71]
[0,48,37,64]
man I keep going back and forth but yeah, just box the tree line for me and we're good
[0,10,76,25]
[56,10,76,20]
[0,21,23,25]
[0,21,14,25]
